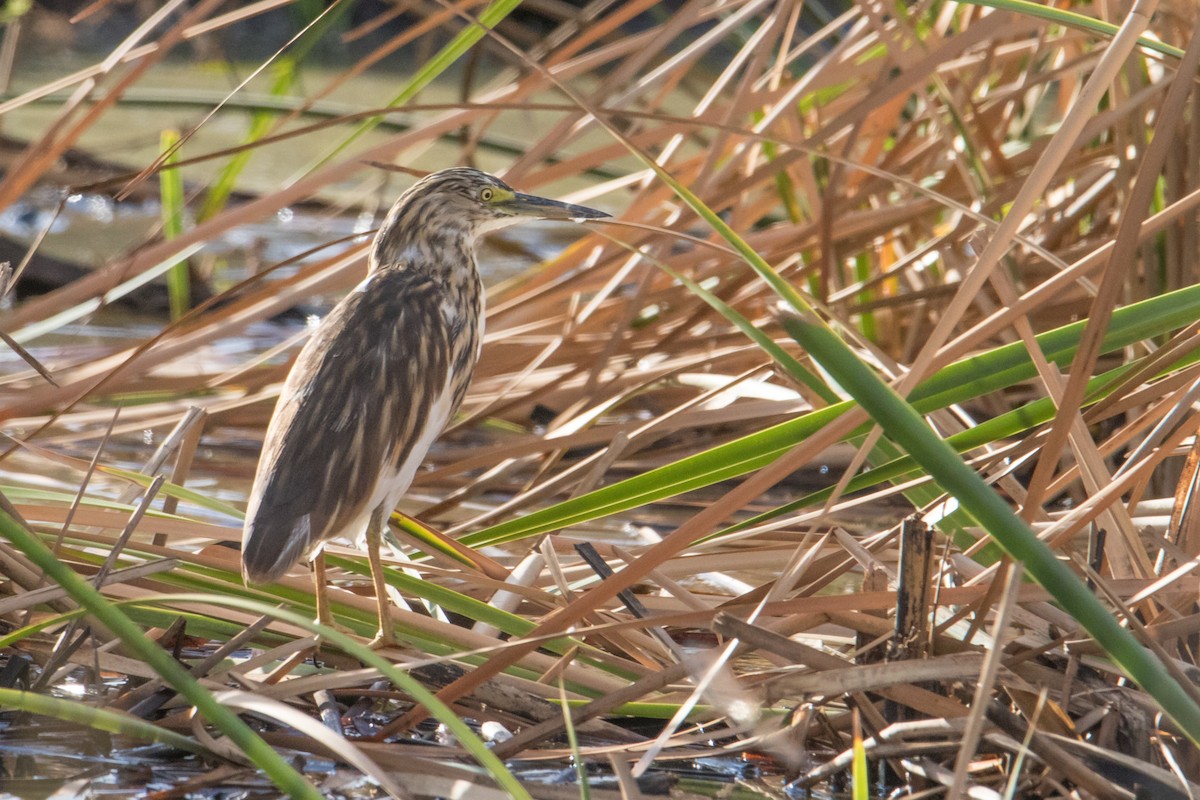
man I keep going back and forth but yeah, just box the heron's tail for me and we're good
[241,514,311,583]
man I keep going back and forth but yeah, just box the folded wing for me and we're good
[242,270,454,582]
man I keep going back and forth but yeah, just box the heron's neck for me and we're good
[370,203,480,287]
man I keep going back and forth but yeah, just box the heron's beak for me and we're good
[505,192,610,222]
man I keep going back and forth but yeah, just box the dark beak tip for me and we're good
[557,201,610,222]
[511,192,610,221]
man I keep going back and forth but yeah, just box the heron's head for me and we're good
[381,167,609,245]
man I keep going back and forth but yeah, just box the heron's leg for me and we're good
[367,509,397,649]
[312,551,332,632]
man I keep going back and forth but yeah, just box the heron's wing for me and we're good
[241,269,455,581]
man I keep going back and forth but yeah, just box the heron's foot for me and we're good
[368,627,399,650]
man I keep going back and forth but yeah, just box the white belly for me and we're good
[351,374,455,541]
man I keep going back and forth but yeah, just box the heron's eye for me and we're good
[480,187,495,202]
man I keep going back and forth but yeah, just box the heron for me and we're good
[241,167,609,647]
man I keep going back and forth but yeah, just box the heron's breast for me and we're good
[368,373,457,514]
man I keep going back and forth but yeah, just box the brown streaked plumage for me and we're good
[241,167,608,646]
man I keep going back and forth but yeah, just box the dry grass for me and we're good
[1,0,1200,796]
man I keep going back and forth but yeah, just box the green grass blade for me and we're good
[852,709,869,800]
[852,251,876,342]
[960,0,1182,59]
[158,129,188,322]
[96,465,245,520]
[559,678,591,800]
[2,483,231,522]
[389,511,483,569]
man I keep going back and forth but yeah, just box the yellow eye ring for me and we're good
[480,187,494,202]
